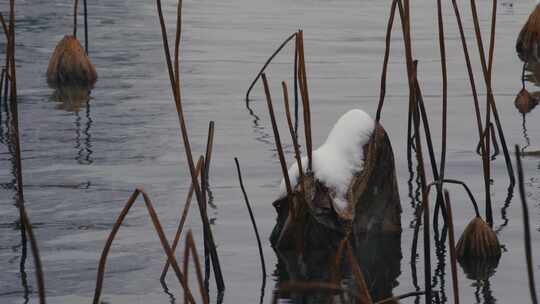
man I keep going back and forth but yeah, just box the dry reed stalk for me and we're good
[470,0,519,226]
[174,0,183,95]
[293,32,299,135]
[160,157,204,281]
[415,73,447,223]
[0,13,8,38]
[449,0,492,228]
[436,0,448,185]
[375,0,398,123]
[281,81,304,191]
[73,0,79,38]
[155,0,224,290]
[83,0,88,54]
[245,32,297,102]
[476,123,500,159]
[183,230,209,304]
[92,189,196,304]
[261,73,292,197]
[8,14,46,300]
[234,158,267,281]
[204,121,214,182]
[0,68,5,104]
[345,241,372,304]
[515,145,539,304]
[5,3,46,303]
[296,31,313,172]
[444,190,460,304]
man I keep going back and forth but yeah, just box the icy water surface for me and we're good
[1,0,540,303]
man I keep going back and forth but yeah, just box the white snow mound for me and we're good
[279,109,375,212]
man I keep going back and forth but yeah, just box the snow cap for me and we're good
[279,109,375,212]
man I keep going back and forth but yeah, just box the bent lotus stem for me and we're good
[245,32,297,102]
[426,179,481,218]
[375,0,398,123]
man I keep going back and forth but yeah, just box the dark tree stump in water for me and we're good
[47,35,97,88]
[270,123,401,251]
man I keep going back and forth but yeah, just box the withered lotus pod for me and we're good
[270,119,401,251]
[456,217,501,260]
[517,4,540,62]
[515,88,538,114]
[458,256,500,281]
[47,35,97,87]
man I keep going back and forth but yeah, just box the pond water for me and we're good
[1,0,540,303]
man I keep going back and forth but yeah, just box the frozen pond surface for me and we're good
[1,0,540,303]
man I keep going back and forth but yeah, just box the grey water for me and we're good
[0,0,539,303]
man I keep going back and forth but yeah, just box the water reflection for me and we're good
[0,94,30,303]
[472,279,496,304]
[273,232,401,303]
[50,86,94,164]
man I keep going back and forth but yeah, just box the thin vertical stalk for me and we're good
[73,0,79,38]
[375,0,398,123]
[470,0,495,226]
[261,73,292,196]
[282,81,304,193]
[5,6,46,304]
[160,157,204,281]
[450,0,491,226]
[234,158,267,281]
[436,0,448,181]
[204,121,214,182]
[296,31,313,172]
[185,231,209,304]
[8,7,47,299]
[293,33,299,136]
[444,190,460,304]
[515,145,538,304]
[174,0,183,95]
[155,0,224,291]
[83,0,88,54]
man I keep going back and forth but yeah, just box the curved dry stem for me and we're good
[92,189,195,304]
[245,32,297,102]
